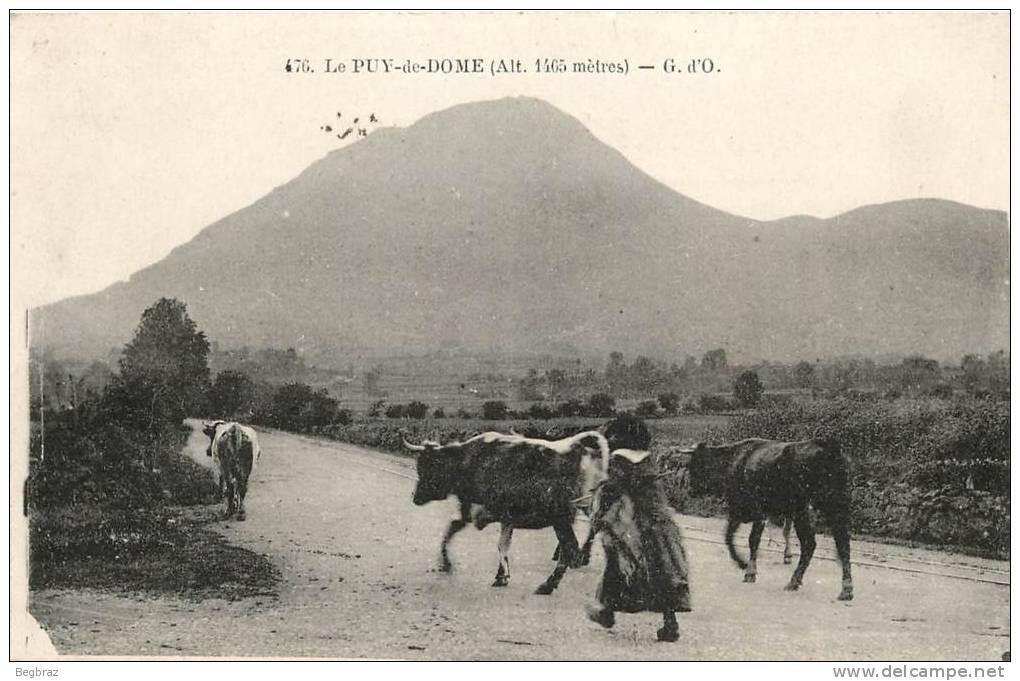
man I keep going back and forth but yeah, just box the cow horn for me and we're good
[402,438,426,452]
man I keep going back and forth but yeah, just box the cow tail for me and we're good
[571,431,610,471]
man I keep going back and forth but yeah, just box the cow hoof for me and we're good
[784,582,801,592]
[491,577,509,587]
[783,556,793,565]
[534,583,555,595]
[585,605,615,629]
[743,573,756,583]
[236,512,246,521]
[838,588,854,601]
[656,625,680,642]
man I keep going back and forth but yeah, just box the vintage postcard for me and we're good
[10,11,1010,665]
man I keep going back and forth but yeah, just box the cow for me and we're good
[202,421,262,521]
[685,437,853,601]
[405,429,610,594]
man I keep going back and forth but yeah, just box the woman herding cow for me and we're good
[586,414,692,642]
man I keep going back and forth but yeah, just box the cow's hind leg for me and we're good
[492,524,513,587]
[438,505,470,573]
[822,506,854,600]
[725,517,748,571]
[224,475,237,519]
[744,520,765,583]
[783,517,794,564]
[785,510,816,592]
[535,520,578,595]
[551,523,593,567]
[236,475,249,521]
[578,524,596,567]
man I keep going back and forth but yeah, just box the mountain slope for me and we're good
[30,97,1009,364]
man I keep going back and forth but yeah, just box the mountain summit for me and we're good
[31,97,1009,363]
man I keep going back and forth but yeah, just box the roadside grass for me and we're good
[29,505,279,601]
[28,421,280,601]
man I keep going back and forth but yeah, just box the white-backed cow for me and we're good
[202,421,262,521]
[405,429,609,594]
[686,437,853,600]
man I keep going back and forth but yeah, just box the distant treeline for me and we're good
[32,343,1008,427]
[517,348,1009,402]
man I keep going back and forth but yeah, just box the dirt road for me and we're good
[29,423,1010,660]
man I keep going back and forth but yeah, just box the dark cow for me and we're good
[202,421,261,521]
[406,429,609,594]
[686,437,853,600]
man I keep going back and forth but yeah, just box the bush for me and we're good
[528,402,555,419]
[265,383,341,431]
[586,393,616,418]
[556,399,584,418]
[481,401,509,420]
[635,400,660,418]
[697,393,732,412]
[432,407,446,419]
[385,403,406,419]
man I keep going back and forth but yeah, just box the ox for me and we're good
[686,437,853,600]
[405,429,609,594]
[202,421,261,521]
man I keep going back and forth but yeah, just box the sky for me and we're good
[10,11,1010,309]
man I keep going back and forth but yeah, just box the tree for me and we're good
[658,392,681,415]
[631,356,664,392]
[546,368,566,392]
[734,371,764,407]
[405,400,429,419]
[272,383,316,430]
[112,298,210,428]
[364,366,384,396]
[606,351,626,385]
[210,370,254,417]
[701,348,728,372]
[794,361,815,389]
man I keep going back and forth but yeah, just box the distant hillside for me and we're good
[31,97,1009,364]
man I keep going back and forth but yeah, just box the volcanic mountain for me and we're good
[30,97,1009,364]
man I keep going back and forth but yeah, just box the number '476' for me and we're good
[285,59,312,73]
